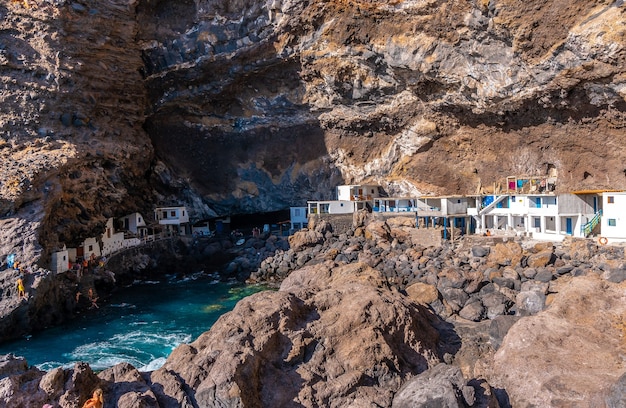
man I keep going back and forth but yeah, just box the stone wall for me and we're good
[308,213,355,235]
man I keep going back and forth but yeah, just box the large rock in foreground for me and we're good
[150,262,442,407]
[489,274,626,407]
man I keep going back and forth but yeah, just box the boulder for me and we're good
[437,267,467,289]
[488,242,523,267]
[515,290,545,316]
[364,220,392,242]
[458,299,485,322]
[288,230,324,251]
[471,245,490,258]
[405,282,439,305]
[563,238,593,261]
[392,363,476,408]
[150,262,442,407]
[0,354,28,378]
[490,275,626,407]
[440,287,469,313]
[526,250,554,268]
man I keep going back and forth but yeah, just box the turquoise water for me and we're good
[0,273,266,372]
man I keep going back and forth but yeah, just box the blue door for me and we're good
[593,197,598,213]
[566,218,573,235]
[535,197,541,208]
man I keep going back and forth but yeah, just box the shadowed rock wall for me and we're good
[1,0,626,265]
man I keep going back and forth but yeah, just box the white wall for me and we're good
[329,201,357,214]
[290,207,308,223]
[82,237,102,258]
[51,250,69,273]
[155,207,190,224]
[445,198,468,215]
[120,212,146,234]
[101,232,125,256]
[601,193,626,241]
[336,185,379,201]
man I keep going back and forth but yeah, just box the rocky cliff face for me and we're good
[2,1,626,266]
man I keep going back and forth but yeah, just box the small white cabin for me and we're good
[290,207,308,231]
[119,212,148,237]
[79,237,101,260]
[154,206,190,235]
[50,248,70,273]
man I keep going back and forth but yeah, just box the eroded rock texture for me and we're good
[489,274,626,407]
[2,1,626,262]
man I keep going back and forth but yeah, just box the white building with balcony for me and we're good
[336,185,380,201]
[154,206,190,235]
[469,193,600,241]
[308,184,380,215]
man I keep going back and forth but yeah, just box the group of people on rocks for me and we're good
[70,253,106,278]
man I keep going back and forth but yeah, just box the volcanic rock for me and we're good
[490,274,626,407]
[148,262,442,407]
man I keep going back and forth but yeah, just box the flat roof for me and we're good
[569,189,624,194]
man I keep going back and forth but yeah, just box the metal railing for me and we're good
[581,209,602,236]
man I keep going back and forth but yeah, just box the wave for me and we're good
[138,357,167,372]
[63,330,192,371]
[109,303,136,309]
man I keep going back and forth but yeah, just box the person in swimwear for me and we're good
[16,277,25,300]
[82,388,104,408]
[88,288,99,309]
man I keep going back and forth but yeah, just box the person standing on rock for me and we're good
[88,288,99,309]
[16,277,26,301]
[82,388,104,408]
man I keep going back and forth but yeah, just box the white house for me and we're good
[119,212,148,237]
[469,193,600,241]
[336,185,380,201]
[600,192,626,243]
[307,184,379,215]
[155,206,190,235]
[101,217,126,256]
[50,247,70,273]
[307,200,369,215]
[70,236,101,261]
[289,207,308,231]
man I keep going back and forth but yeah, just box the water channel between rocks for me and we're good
[0,273,267,372]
